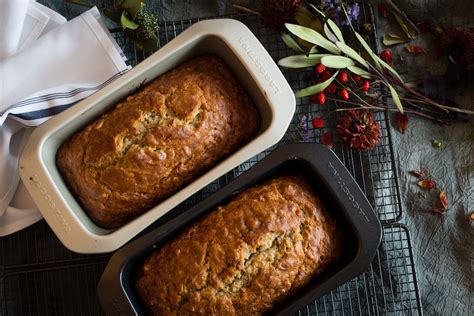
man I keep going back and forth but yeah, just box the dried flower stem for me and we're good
[232,4,261,16]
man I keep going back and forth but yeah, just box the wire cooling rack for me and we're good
[0,3,422,315]
[0,222,420,315]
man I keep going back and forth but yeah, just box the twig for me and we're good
[232,4,261,16]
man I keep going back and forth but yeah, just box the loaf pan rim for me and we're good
[18,19,296,253]
[97,143,382,315]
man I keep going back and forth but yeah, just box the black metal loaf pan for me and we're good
[97,143,382,315]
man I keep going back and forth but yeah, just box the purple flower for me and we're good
[321,1,360,26]
[349,3,360,20]
[298,115,310,142]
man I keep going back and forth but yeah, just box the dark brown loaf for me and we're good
[56,55,260,228]
[135,176,343,315]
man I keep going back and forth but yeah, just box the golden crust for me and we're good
[56,55,260,228]
[135,176,343,315]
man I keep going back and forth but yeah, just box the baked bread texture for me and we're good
[135,176,343,315]
[56,54,260,228]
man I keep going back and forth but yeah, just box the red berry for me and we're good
[316,92,326,105]
[309,94,318,104]
[315,63,326,74]
[352,74,361,82]
[340,89,350,100]
[361,80,370,91]
[312,117,325,129]
[339,71,349,83]
[380,49,393,64]
[325,83,337,94]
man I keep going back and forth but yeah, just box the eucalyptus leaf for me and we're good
[285,23,341,55]
[327,19,345,43]
[375,55,403,82]
[309,46,318,55]
[295,6,323,33]
[354,31,381,70]
[307,3,326,17]
[347,66,372,79]
[120,11,139,30]
[324,23,338,43]
[388,84,404,113]
[391,10,418,40]
[278,54,331,68]
[309,18,324,34]
[281,33,304,53]
[321,56,355,69]
[335,41,369,69]
[294,7,312,27]
[295,71,339,97]
[297,37,316,49]
[382,33,409,46]
[339,1,355,33]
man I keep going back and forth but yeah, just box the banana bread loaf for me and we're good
[56,55,260,228]
[135,176,343,315]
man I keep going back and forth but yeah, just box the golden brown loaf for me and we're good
[135,176,343,315]
[56,55,260,228]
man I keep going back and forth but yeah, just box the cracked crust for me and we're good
[135,176,343,315]
[56,55,260,228]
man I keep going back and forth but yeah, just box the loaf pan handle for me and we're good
[302,143,382,261]
[98,257,137,316]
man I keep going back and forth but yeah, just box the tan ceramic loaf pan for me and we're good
[19,19,296,253]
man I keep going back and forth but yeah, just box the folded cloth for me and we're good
[0,119,29,216]
[0,6,130,236]
[0,6,130,126]
[0,0,31,60]
[18,2,67,51]
[0,181,43,237]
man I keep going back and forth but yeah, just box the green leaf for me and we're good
[309,45,318,55]
[278,54,331,68]
[321,56,355,69]
[382,33,409,46]
[340,2,355,33]
[390,10,418,40]
[281,33,304,53]
[375,54,403,82]
[388,84,404,113]
[354,31,381,70]
[326,19,345,43]
[347,66,372,79]
[120,10,139,30]
[307,3,326,17]
[121,0,144,19]
[295,71,339,97]
[324,23,338,43]
[294,6,313,27]
[285,23,341,55]
[335,41,369,69]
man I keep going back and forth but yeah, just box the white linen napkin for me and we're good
[0,6,130,126]
[0,0,31,60]
[18,1,67,51]
[0,6,131,236]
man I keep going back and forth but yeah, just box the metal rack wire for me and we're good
[0,223,421,315]
[0,3,422,315]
